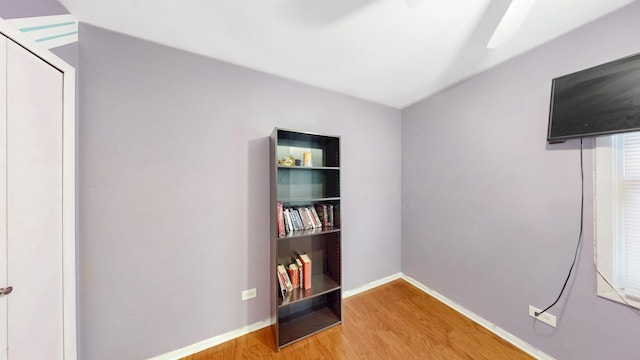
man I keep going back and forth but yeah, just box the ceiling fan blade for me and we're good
[487,0,536,49]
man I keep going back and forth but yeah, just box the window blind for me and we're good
[622,133,640,298]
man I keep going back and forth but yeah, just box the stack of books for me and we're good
[277,253,312,298]
[277,202,335,237]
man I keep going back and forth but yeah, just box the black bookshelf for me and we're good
[270,128,342,350]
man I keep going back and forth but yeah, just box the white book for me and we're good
[284,208,293,233]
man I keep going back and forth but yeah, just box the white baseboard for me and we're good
[343,272,403,298]
[146,319,272,360]
[400,274,555,360]
[149,272,553,360]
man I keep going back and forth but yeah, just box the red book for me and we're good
[277,202,285,237]
[295,258,304,288]
[299,254,312,290]
[309,206,322,229]
[287,263,300,288]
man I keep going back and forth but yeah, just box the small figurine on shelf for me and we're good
[278,155,295,167]
[303,152,313,167]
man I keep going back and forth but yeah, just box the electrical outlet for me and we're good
[529,305,557,328]
[242,288,257,301]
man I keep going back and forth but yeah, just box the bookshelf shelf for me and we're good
[278,304,341,346]
[270,128,342,350]
[277,227,341,240]
[277,165,340,171]
[277,196,340,203]
[277,274,340,307]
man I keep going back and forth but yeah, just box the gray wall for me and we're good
[7,0,640,359]
[51,42,79,69]
[77,23,401,359]
[401,2,640,359]
[0,0,68,19]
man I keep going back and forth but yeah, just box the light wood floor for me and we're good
[182,279,533,359]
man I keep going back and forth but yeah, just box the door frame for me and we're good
[0,18,76,360]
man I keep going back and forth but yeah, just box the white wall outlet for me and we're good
[241,288,257,301]
[529,305,557,328]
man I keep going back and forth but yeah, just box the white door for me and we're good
[0,33,65,359]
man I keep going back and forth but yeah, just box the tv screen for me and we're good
[547,52,640,143]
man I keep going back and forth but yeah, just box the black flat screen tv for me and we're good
[547,52,640,143]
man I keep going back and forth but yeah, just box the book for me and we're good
[306,207,320,229]
[305,207,317,229]
[315,203,329,228]
[328,204,334,227]
[287,263,300,288]
[277,202,285,237]
[283,208,293,233]
[298,207,313,230]
[277,265,287,297]
[289,208,298,231]
[299,254,312,290]
[287,208,297,231]
[292,208,304,231]
[309,206,322,229]
[277,264,293,296]
[277,269,286,298]
[295,258,304,288]
[295,208,306,230]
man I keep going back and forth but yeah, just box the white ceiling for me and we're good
[57,0,636,108]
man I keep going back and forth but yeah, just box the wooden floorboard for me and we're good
[182,279,533,360]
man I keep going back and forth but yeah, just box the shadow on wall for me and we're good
[246,137,271,327]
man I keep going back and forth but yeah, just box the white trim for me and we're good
[593,136,640,309]
[343,272,402,298]
[61,50,77,360]
[0,18,77,360]
[401,274,554,360]
[5,14,78,50]
[146,319,272,360]
[595,136,618,300]
[153,273,552,360]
